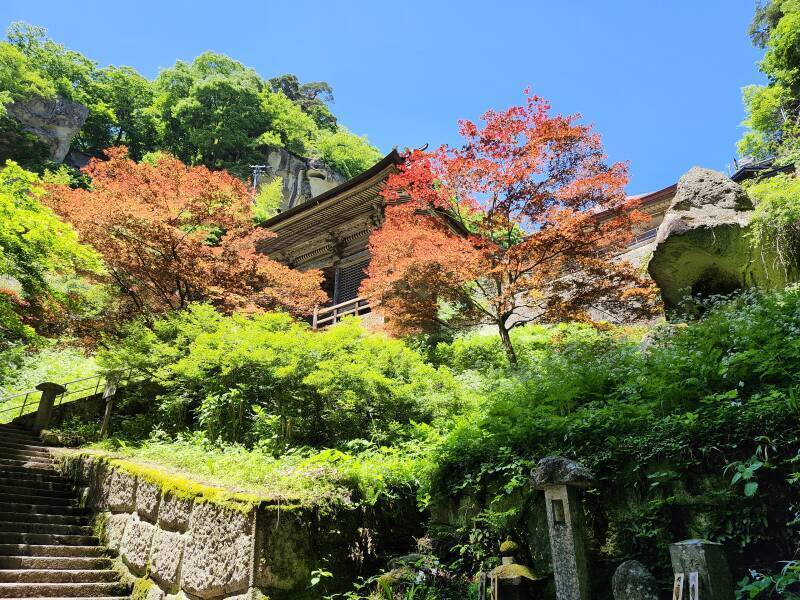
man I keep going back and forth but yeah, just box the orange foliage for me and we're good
[361,93,659,361]
[45,147,325,320]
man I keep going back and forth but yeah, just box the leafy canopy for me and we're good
[1,22,382,183]
[0,160,101,343]
[100,305,466,449]
[739,1,800,162]
[44,147,325,321]
[361,92,658,363]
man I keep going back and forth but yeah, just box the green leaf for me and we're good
[744,481,759,497]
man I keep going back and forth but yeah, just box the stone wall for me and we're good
[12,393,105,431]
[56,451,418,600]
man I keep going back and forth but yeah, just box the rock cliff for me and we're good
[6,95,88,162]
[263,147,347,210]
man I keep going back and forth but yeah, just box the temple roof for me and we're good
[257,150,401,261]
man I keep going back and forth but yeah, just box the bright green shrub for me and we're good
[427,288,800,591]
[748,173,800,275]
[101,305,467,449]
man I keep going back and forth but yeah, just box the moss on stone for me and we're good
[488,563,544,581]
[59,450,267,514]
[499,540,519,556]
[130,577,154,600]
[92,512,108,541]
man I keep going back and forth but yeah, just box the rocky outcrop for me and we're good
[6,95,88,162]
[531,456,594,489]
[648,168,757,309]
[612,560,658,600]
[263,147,346,210]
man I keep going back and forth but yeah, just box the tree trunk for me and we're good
[498,323,518,367]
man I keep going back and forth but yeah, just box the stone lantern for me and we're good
[485,539,549,599]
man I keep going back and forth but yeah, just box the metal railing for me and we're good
[312,296,372,329]
[0,369,133,422]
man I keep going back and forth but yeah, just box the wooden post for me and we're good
[33,382,66,434]
[312,305,319,330]
[99,374,119,439]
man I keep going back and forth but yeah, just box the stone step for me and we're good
[0,571,120,584]
[0,448,53,462]
[0,427,43,442]
[0,582,129,598]
[0,546,108,558]
[0,503,86,516]
[0,532,98,547]
[0,461,56,475]
[0,441,52,455]
[5,597,128,600]
[0,473,70,487]
[0,493,76,507]
[0,514,89,527]
[0,485,73,499]
[0,456,55,470]
[0,522,93,537]
[0,557,113,571]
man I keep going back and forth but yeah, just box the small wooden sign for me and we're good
[673,573,685,600]
[688,572,699,600]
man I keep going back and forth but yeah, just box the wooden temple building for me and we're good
[259,150,783,328]
[258,150,401,327]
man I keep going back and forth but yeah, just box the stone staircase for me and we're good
[0,424,129,600]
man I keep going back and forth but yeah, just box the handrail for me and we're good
[0,368,135,421]
[312,296,372,329]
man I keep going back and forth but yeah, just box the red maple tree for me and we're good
[361,93,659,364]
[45,147,325,321]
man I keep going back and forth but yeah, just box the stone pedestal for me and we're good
[33,382,66,434]
[532,456,594,600]
[669,540,734,600]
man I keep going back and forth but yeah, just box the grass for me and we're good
[83,431,433,511]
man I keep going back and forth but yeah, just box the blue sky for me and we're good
[1,1,764,193]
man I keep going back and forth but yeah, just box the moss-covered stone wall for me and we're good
[56,450,405,600]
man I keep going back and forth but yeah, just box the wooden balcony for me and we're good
[312,296,371,329]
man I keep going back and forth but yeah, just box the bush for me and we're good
[100,305,469,449]
[425,289,800,592]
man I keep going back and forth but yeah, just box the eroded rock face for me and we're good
[531,456,594,489]
[181,503,253,598]
[612,560,658,600]
[6,96,88,162]
[121,514,155,575]
[648,167,755,309]
[263,147,346,210]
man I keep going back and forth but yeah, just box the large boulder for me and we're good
[6,96,88,162]
[648,167,756,309]
[612,560,658,600]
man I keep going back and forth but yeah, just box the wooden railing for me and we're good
[312,297,371,329]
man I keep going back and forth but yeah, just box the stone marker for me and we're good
[669,540,734,600]
[33,382,66,434]
[612,560,658,600]
[531,456,593,600]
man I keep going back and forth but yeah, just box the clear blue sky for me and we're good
[0,1,764,193]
